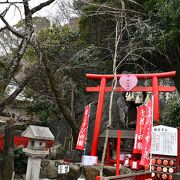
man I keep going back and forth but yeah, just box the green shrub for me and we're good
[14,147,28,174]
[161,97,180,127]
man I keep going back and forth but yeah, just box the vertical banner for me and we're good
[76,105,90,150]
[133,105,146,154]
[139,101,153,166]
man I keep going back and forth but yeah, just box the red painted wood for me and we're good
[0,135,54,151]
[86,86,175,92]
[116,130,121,176]
[177,128,180,172]
[95,172,151,179]
[14,136,29,147]
[158,86,176,91]
[96,176,100,180]
[91,78,106,156]
[86,71,176,79]
[106,141,111,161]
[152,76,160,121]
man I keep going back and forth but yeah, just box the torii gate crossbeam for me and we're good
[86,71,176,156]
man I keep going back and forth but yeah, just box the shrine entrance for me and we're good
[86,71,176,156]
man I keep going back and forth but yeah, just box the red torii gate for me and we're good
[86,71,176,156]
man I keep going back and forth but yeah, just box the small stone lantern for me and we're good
[22,125,54,180]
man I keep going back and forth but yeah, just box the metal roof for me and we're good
[99,130,135,139]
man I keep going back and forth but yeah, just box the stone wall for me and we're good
[40,159,132,180]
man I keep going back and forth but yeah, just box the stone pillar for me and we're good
[25,157,41,180]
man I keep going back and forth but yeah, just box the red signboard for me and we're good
[139,101,153,166]
[133,105,146,154]
[76,104,90,150]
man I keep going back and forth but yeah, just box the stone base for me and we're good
[40,160,132,180]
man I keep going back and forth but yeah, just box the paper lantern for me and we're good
[162,174,167,179]
[163,160,168,166]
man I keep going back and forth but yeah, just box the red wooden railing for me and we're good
[0,136,54,151]
[96,171,152,180]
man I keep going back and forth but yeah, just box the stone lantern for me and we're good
[22,125,54,180]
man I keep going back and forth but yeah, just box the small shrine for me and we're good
[22,125,54,180]
[99,130,135,165]
[75,71,180,179]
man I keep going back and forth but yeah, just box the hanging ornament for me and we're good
[144,93,151,104]
[125,92,129,98]
[126,92,132,101]
[135,93,141,104]
[131,92,135,101]
[119,75,138,91]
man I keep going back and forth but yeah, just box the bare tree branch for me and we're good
[31,0,55,15]
[1,0,34,92]
[0,1,24,4]
[2,32,33,92]
[0,4,11,16]
[23,0,33,24]
[0,64,38,113]
[0,15,24,38]
[0,26,6,32]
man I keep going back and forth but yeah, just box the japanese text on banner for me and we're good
[139,101,153,166]
[133,105,146,154]
[76,105,90,150]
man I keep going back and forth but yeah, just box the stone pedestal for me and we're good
[26,157,41,180]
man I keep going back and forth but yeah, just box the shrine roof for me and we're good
[99,130,135,139]
[22,125,54,140]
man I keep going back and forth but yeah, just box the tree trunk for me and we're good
[1,119,14,180]
[42,53,79,145]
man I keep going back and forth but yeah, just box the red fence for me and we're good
[0,136,54,151]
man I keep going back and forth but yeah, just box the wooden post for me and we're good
[176,128,180,172]
[96,176,100,180]
[152,76,160,121]
[91,78,106,156]
[116,130,121,176]
[106,140,111,162]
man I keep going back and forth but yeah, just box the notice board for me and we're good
[151,125,177,156]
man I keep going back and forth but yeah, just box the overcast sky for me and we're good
[0,0,74,28]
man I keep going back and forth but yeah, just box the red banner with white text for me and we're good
[139,101,153,166]
[133,105,146,154]
[76,105,90,150]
